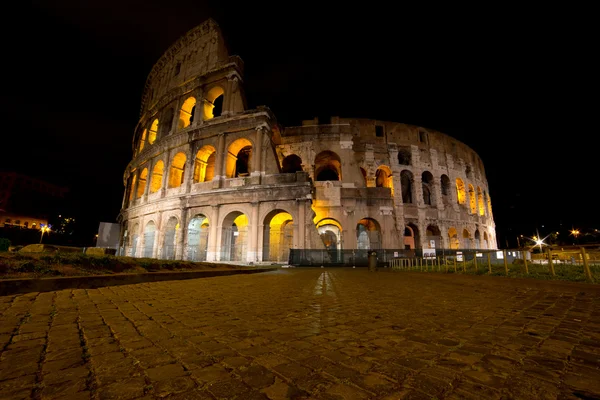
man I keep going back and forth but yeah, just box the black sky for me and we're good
[3,1,597,245]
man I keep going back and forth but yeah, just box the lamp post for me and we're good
[40,225,51,243]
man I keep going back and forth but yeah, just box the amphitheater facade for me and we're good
[118,19,497,263]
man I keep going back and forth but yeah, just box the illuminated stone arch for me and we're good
[463,228,471,249]
[356,218,381,250]
[138,129,147,153]
[136,168,148,199]
[448,227,459,249]
[485,191,493,215]
[315,151,342,181]
[193,145,216,183]
[474,229,481,249]
[163,216,179,260]
[281,154,303,173]
[168,152,187,188]
[150,160,164,193]
[400,170,414,204]
[425,225,441,249]
[178,97,196,129]
[187,214,210,261]
[483,231,489,249]
[203,86,224,120]
[360,167,367,186]
[143,221,156,258]
[148,119,159,145]
[468,184,477,214]
[130,222,140,257]
[316,218,342,250]
[422,171,435,206]
[456,178,466,205]
[129,173,137,205]
[477,187,485,216]
[404,223,420,249]
[226,138,253,178]
[263,209,294,262]
[376,165,394,196]
[220,211,249,261]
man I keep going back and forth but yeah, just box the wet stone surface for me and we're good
[1,268,599,399]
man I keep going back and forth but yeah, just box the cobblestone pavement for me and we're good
[1,268,600,400]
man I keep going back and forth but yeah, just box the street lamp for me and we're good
[40,225,51,243]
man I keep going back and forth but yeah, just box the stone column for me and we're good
[191,87,203,127]
[213,133,226,189]
[413,174,423,207]
[176,209,187,260]
[252,126,264,178]
[297,199,306,250]
[249,202,259,262]
[170,96,183,134]
[207,205,220,261]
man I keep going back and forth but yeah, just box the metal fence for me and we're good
[289,247,598,282]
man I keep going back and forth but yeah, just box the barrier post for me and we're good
[523,251,529,274]
[547,248,555,276]
[503,250,508,275]
[581,247,593,283]
[487,252,492,274]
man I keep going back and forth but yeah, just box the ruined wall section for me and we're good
[140,19,230,116]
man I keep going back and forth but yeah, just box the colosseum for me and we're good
[118,18,497,264]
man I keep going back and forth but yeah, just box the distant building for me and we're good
[0,171,68,229]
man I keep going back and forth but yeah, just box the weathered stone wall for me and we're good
[118,19,497,263]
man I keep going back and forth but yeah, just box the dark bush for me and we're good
[0,238,10,251]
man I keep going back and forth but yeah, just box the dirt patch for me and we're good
[0,252,244,280]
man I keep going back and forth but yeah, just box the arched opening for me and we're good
[163,217,179,260]
[150,161,164,193]
[187,215,210,261]
[138,129,147,153]
[129,174,137,205]
[425,225,441,249]
[398,147,411,165]
[281,155,303,173]
[441,174,450,196]
[483,232,489,249]
[456,178,466,205]
[136,168,148,199]
[143,221,156,258]
[477,187,485,216]
[468,184,477,214]
[422,171,434,206]
[448,227,459,249]
[179,97,196,129]
[226,138,253,178]
[168,152,187,188]
[463,229,471,249]
[263,210,294,262]
[148,119,159,145]
[474,230,481,249]
[405,223,420,249]
[193,145,216,183]
[203,86,225,120]
[130,223,139,257]
[486,191,493,215]
[356,218,381,250]
[220,212,248,261]
[315,151,342,181]
[376,165,394,196]
[400,170,413,204]
[316,218,342,251]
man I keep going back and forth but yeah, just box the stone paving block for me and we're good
[1,269,600,399]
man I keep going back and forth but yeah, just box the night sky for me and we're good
[3,1,596,246]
